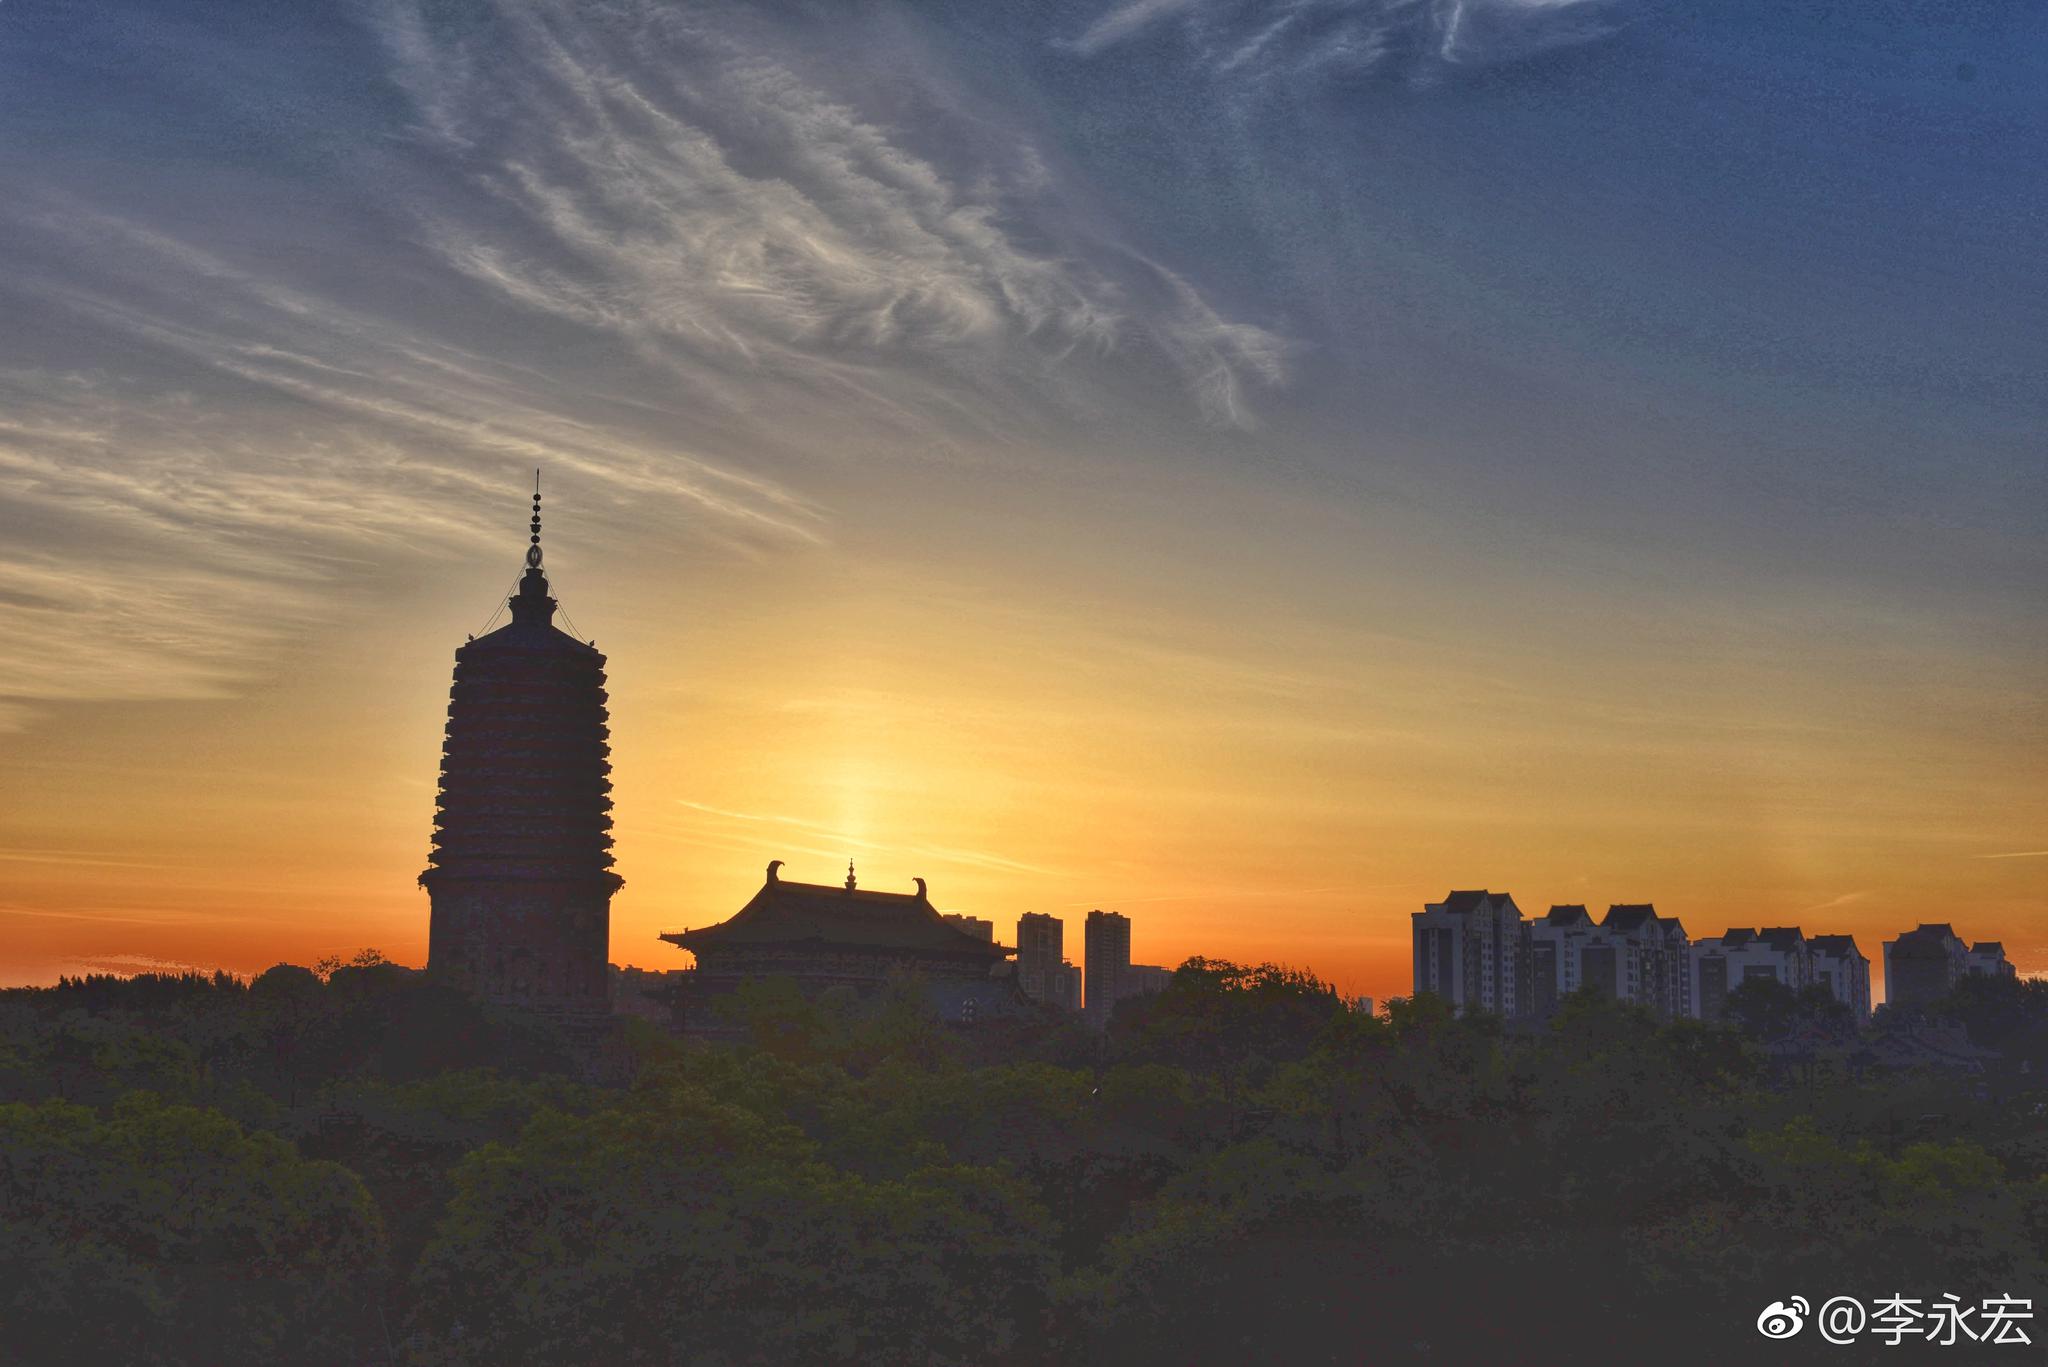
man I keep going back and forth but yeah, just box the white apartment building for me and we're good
[1524,903,1690,1019]
[1691,927,1811,1022]
[1412,890,1524,1017]
[1808,935,1872,1019]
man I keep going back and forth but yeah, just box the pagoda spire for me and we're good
[509,469,556,626]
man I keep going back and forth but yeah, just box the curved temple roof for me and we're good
[665,863,1011,958]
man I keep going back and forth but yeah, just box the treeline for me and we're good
[2,960,2046,1365]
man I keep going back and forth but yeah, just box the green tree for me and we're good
[411,1084,1052,1366]
[0,1093,387,1366]
[1723,977,1851,1039]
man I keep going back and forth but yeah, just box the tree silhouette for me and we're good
[2,960,2044,1364]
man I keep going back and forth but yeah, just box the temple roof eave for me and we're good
[662,927,1010,958]
[660,872,1014,958]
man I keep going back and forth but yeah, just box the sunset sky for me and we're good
[1,0,2042,1001]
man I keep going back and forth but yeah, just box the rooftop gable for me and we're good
[1890,923,1965,950]
[1602,903,1659,932]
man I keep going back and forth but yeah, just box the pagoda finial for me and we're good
[845,859,857,891]
[528,468,543,567]
[509,470,556,626]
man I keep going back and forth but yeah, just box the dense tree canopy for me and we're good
[0,961,2044,1364]
[0,1093,385,1365]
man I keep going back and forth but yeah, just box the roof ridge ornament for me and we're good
[766,859,782,883]
[845,859,857,892]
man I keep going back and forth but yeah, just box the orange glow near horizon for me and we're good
[3,496,2043,1006]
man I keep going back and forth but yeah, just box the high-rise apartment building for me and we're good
[1125,964,1174,998]
[1883,924,1969,1011]
[1808,935,1872,1019]
[1051,961,1082,1013]
[1597,905,1692,1018]
[1526,904,1690,1018]
[1017,912,1063,1004]
[1965,941,2016,980]
[1691,928,1811,1021]
[1084,910,1131,1026]
[1411,890,1523,1017]
[1524,905,1594,1020]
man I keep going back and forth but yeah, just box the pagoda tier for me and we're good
[422,489,620,1018]
[424,640,618,885]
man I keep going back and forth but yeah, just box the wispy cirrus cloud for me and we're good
[0,849,180,870]
[378,0,1286,431]
[0,201,824,727]
[1063,0,1625,83]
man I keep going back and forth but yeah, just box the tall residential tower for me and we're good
[1017,912,1063,1004]
[1084,909,1131,1026]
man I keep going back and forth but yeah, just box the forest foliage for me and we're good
[2,960,2045,1365]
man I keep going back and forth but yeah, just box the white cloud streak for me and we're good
[1796,890,1868,916]
[0,201,823,726]
[1065,0,1624,83]
[380,0,1285,430]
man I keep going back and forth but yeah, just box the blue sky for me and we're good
[0,0,2042,987]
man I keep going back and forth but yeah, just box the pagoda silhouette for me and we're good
[420,475,619,1024]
